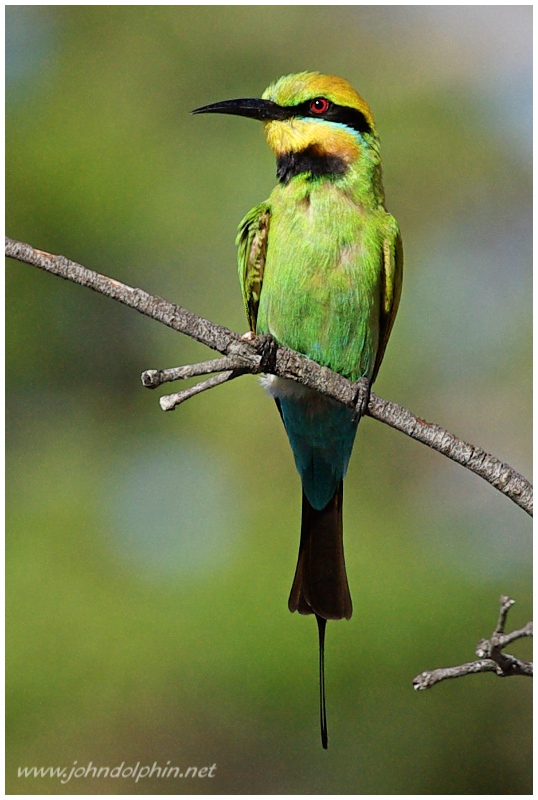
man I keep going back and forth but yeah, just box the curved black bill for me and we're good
[191,97,288,122]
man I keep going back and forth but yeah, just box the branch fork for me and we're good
[413,596,533,690]
[141,334,278,410]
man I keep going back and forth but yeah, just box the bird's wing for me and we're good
[372,215,403,382]
[236,203,271,333]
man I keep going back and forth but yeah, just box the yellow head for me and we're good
[261,71,376,164]
[192,72,378,183]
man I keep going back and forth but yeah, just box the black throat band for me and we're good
[276,145,348,184]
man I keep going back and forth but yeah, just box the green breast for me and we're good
[257,180,384,381]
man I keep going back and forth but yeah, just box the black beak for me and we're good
[191,98,288,122]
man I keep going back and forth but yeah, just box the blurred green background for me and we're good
[6,6,531,794]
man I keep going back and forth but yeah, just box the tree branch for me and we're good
[413,596,533,689]
[159,370,240,411]
[5,236,533,516]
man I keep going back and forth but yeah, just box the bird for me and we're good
[192,71,402,748]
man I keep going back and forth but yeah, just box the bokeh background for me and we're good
[6,6,532,795]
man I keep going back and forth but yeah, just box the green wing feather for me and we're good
[236,202,271,333]
[372,216,403,382]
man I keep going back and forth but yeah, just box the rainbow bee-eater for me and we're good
[193,72,402,748]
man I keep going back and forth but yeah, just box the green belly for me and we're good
[256,185,382,381]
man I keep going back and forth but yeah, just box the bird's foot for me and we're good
[352,376,372,422]
[255,333,279,374]
[239,331,278,373]
[239,331,278,372]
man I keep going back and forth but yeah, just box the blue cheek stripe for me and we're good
[301,117,367,144]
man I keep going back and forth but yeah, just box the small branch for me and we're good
[159,370,240,411]
[413,659,509,688]
[483,622,533,651]
[6,236,533,516]
[142,356,246,388]
[475,595,533,665]
[494,594,517,634]
[413,596,533,690]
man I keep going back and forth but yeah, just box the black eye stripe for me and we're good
[277,99,372,135]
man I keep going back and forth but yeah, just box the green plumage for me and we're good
[232,71,403,616]
[195,71,402,748]
[238,177,401,382]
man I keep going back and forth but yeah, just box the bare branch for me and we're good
[159,370,240,411]
[413,596,533,690]
[413,659,508,688]
[494,594,517,634]
[141,357,245,388]
[476,595,533,661]
[482,622,533,651]
[6,236,533,516]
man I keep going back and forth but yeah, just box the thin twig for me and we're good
[495,594,517,634]
[476,595,533,661]
[142,357,245,388]
[159,370,239,411]
[413,660,508,688]
[413,596,533,690]
[485,622,533,651]
[6,236,533,516]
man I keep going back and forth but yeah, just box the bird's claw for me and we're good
[352,376,371,422]
[239,331,278,372]
[255,333,278,373]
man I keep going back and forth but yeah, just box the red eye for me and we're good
[310,97,330,114]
